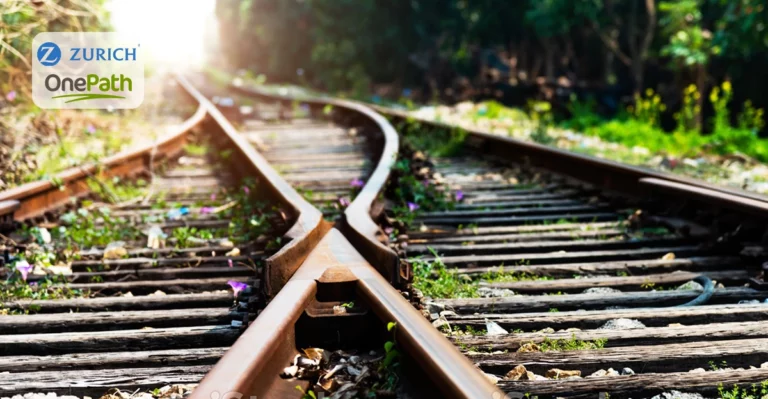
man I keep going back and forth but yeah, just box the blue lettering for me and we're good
[65,47,138,62]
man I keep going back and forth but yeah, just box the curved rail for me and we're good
[190,78,502,398]
[372,105,768,217]
[0,103,206,222]
[229,83,403,286]
[175,75,330,297]
[0,76,335,395]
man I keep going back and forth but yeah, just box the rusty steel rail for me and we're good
[0,102,206,222]
[0,76,335,395]
[190,79,503,398]
[218,79,768,398]
[192,229,502,399]
[371,105,768,217]
[175,75,330,297]
[228,82,404,286]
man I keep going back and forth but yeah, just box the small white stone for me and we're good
[598,318,646,330]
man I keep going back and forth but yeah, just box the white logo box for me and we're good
[32,32,144,109]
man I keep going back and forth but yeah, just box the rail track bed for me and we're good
[5,77,768,399]
[401,153,768,398]
[236,102,374,221]
[0,136,287,396]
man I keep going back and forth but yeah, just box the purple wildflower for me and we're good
[228,258,234,268]
[210,193,217,201]
[6,91,16,102]
[407,202,420,212]
[15,260,33,282]
[199,206,214,214]
[338,197,350,207]
[242,186,250,195]
[86,124,96,134]
[227,280,248,296]
[455,190,464,201]
[384,227,394,235]
[350,178,364,188]
[422,180,430,188]
[29,281,38,287]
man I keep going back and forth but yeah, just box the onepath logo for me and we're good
[32,32,144,109]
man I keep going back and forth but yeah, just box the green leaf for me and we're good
[387,321,397,332]
[382,349,400,367]
[384,341,394,353]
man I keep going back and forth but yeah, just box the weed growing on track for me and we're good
[226,178,277,244]
[413,251,559,298]
[396,118,468,157]
[295,386,317,399]
[1,275,86,303]
[375,321,402,392]
[183,143,209,156]
[534,334,607,352]
[718,380,768,399]
[86,176,149,204]
[1,271,88,314]
[55,207,142,249]
[411,248,477,299]
[453,325,487,336]
[171,227,215,248]
[480,269,554,283]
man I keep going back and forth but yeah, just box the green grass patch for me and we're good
[183,143,209,157]
[480,268,554,283]
[411,248,477,298]
[718,380,768,399]
[536,334,608,352]
[396,118,468,158]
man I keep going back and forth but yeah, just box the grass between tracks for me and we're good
[411,248,556,299]
[0,170,281,310]
[719,381,768,399]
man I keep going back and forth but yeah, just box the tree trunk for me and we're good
[544,39,555,81]
[632,61,644,98]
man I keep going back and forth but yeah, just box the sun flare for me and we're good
[108,0,216,71]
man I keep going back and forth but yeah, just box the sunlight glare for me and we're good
[108,0,216,71]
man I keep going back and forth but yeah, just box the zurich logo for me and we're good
[37,42,61,67]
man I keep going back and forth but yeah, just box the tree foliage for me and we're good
[217,0,768,114]
[1,1,108,101]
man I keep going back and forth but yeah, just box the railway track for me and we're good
[243,103,373,222]
[0,80,298,397]
[371,111,768,398]
[4,74,768,399]
[401,155,768,398]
